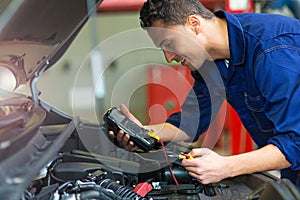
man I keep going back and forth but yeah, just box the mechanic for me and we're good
[109,0,300,190]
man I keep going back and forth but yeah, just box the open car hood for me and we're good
[0,0,103,160]
[0,0,102,88]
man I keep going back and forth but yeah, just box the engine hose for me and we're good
[79,190,121,200]
[66,182,122,200]
[99,179,147,200]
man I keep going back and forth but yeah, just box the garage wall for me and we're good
[38,12,165,123]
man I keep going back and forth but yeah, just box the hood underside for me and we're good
[0,0,102,88]
[0,0,103,160]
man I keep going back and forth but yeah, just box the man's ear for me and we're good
[187,15,201,34]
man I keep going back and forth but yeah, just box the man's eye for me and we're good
[164,42,173,50]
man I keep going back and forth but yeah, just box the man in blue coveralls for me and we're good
[109,0,300,190]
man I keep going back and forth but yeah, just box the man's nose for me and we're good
[163,50,176,63]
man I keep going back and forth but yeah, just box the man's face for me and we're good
[146,20,210,70]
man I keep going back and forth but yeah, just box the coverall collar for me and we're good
[215,10,246,66]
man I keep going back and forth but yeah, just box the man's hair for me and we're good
[140,0,215,28]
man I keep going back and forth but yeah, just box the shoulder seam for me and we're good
[255,45,300,66]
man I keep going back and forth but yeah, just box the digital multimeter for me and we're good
[103,107,158,152]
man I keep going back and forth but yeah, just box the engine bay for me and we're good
[1,107,297,200]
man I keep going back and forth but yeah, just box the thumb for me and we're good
[190,148,212,158]
[119,104,143,126]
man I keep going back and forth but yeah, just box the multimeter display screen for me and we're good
[110,109,126,122]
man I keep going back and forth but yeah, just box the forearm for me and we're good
[144,122,190,142]
[227,144,291,177]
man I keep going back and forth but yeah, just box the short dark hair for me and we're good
[140,0,215,28]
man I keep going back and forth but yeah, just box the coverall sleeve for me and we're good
[166,75,211,142]
[166,62,226,142]
[255,47,300,170]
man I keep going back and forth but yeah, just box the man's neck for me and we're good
[207,17,230,60]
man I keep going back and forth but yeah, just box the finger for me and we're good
[188,171,208,184]
[181,158,195,167]
[181,156,201,167]
[109,131,116,138]
[190,148,212,157]
[120,104,133,119]
[127,141,137,151]
[119,104,143,126]
[122,133,131,146]
[116,130,125,143]
[188,171,203,181]
[120,104,129,114]
[185,165,202,175]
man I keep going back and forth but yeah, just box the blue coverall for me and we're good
[166,10,300,190]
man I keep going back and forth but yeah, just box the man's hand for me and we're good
[108,104,141,151]
[107,104,192,151]
[181,148,231,184]
[181,144,291,185]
